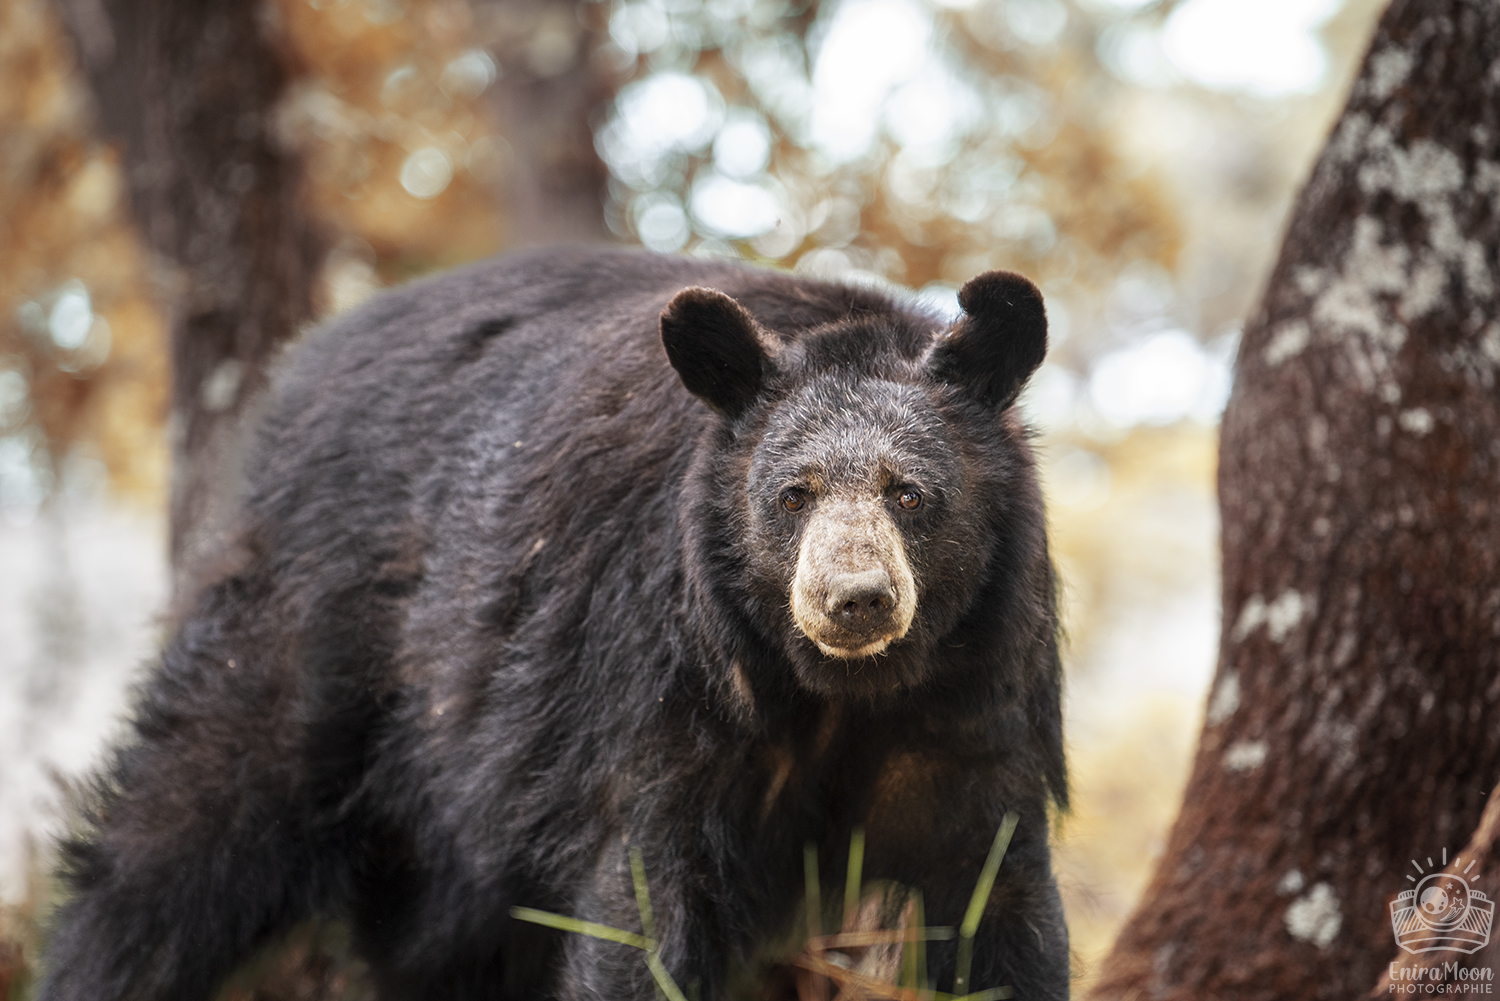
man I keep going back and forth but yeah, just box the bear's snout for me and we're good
[789,495,917,661]
[825,568,897,634]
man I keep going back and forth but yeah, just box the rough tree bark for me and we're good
[54,0,326,589]
[1091,1,1500,997]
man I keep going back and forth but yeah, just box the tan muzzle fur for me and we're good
[789,495,916,658]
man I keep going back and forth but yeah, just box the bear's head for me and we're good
[662,272,1050,703]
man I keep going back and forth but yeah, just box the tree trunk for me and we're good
[55,0,325,589]
[482,0,614,246]
[1090,1,1500,997]
[51,4,344,994]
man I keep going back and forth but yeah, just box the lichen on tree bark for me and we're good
[1090,1,1500,997]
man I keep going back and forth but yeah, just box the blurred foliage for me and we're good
[0,864,45,1001]
[0,0,169,513]
[596,0,1182,325]
[1048,425,1219,662]
[1040,425,1220,982]
[0,0,1383,516]
[273,0,508,286]
[1054,693,1199,985]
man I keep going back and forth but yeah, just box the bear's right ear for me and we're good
[660,286,771,419]
[927,271,1047,410]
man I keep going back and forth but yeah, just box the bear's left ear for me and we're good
[661,286,772,418]
[927,271,1047,410]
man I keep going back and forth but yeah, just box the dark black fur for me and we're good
[39,248,1068,1001]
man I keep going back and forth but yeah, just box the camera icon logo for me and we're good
[1391,856,1493,955]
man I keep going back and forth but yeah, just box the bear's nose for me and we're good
[825,569,897,635]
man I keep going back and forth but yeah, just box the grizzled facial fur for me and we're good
[662,270,1048,699]
[755,378,947,662]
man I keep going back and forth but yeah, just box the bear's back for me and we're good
[247,247,915,531]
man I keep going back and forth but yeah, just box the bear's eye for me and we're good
[898,488,922,511]
[781,488,807,513]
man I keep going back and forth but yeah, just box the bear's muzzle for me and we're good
[789,496,916,659]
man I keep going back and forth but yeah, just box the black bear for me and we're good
[39,247,1068,1001]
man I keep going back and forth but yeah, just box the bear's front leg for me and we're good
[913,809,1070,1001]
[553,845,722,1001]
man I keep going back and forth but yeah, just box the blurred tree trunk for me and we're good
[0,939,23,1001]
[54,1,336,994]
[54,0,326,591]
[482,0,614,246]
[1090,1,1500,997]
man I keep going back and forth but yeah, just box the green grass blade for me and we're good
[960,814,1018,938]
[804,842,822,942]
[914,889,928,992]
[629,845,658,942]
[950,988,1014,1001]
[954,937,974,996]
[629,846,665,1001]
[843,827,865,930]
[508,907,652,950]
[646,951,691,1001]
[925,985,1013,1001]
[953,812,1019,993]
[901,913,917,992]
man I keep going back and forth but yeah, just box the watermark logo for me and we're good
[1392,850,1494,956]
